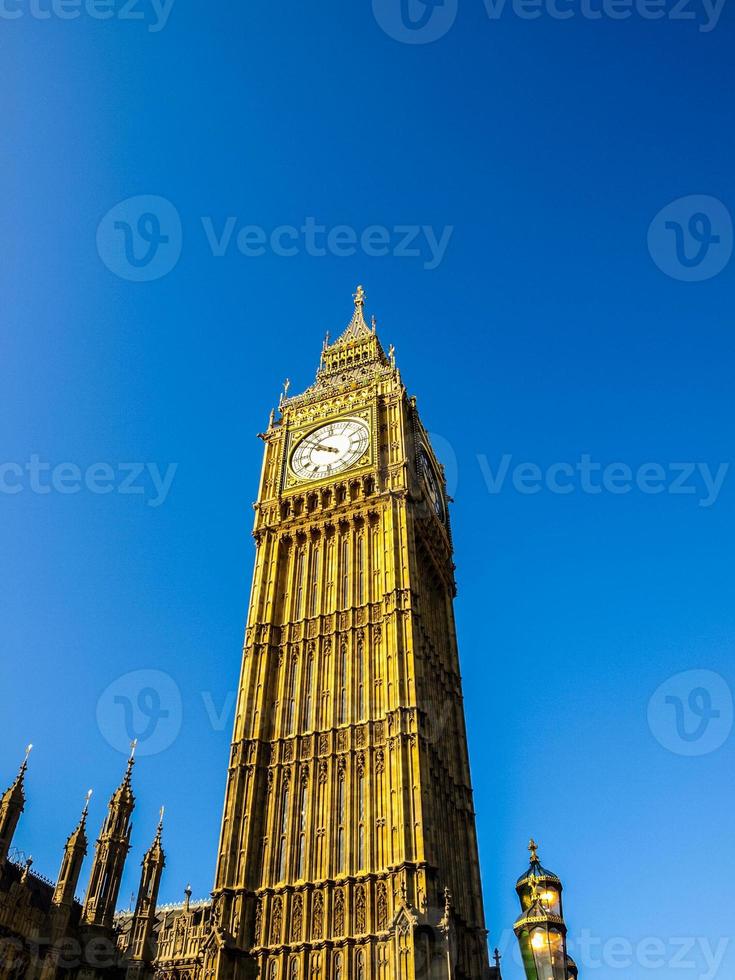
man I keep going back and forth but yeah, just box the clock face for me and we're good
[420,450,445,522]
[291,418,370,481]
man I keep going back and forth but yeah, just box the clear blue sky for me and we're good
[2,2,734,978]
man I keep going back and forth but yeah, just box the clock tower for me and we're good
[211,287,492,980]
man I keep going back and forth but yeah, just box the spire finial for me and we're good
[184,882,192,910]
[529,838,539,864]
[11,744,33,789]
[353,284,365,308]
[493,948,502,970]
[158,805,165,828]
[123,739,137,781]
[82,789,93,817]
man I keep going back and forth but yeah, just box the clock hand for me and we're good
[314,444,340,453]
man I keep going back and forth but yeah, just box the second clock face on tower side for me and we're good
[290,418,370,481]
[420,448,445,523]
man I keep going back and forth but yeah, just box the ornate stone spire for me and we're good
[69,789,92,846]
[127,807,167,967]
[82,748,136,928]
[333,284,373,344]
[52,790,92,908]
[0,744,32,863]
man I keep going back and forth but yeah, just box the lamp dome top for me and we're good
[516,838,562,888]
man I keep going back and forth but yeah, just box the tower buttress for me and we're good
[82,744,136,928]
[0,744,32,864]
[127,807,166,968]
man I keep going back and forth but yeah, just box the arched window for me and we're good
[295,547,306,619]
[285,656,297,735]
[340,536,349,607]
[289,958,299,980]
[333,952,342,980]
[336,771,345,873]
[339,643,347,724]
[277,779,290,881]
[357,767,365,868]
[309,951,322,980]
[355,949,365,980]
[303,655,314,730]
[296,776,307,879]
[357,534,364,604]
[268,962,278,980]
[357,639,365,719]
[310,544,320,615]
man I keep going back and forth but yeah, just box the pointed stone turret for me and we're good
[0,744,32,864]
[52,790,91,908]
[82,743,137,928]
[127,807,166,970]
[39,791,94,980]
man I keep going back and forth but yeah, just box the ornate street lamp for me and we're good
[514,840,578,980]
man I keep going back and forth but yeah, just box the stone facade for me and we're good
[2,289,504,980]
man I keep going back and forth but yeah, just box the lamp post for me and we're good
[513,840,578,980]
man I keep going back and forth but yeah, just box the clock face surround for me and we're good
[420,449,445,522]
[291,418,370,481]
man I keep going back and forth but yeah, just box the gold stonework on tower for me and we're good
[210,287,492,980]
[0,288,501,980]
